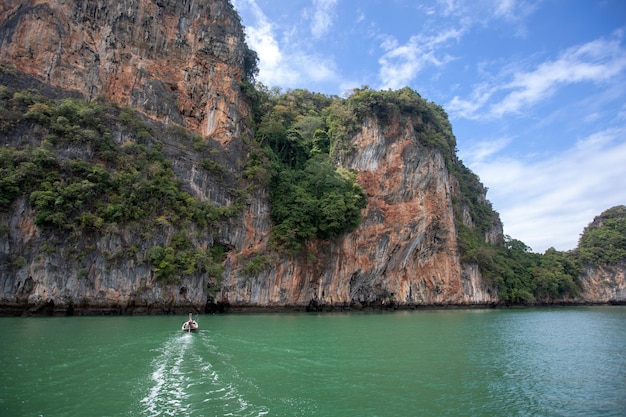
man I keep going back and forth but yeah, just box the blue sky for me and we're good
[231,0,626,253]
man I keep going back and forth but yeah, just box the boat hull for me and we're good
[182,321,198,332]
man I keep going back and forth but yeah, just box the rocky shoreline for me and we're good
[3,298,624,317]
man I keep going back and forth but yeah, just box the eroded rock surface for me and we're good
[0,0,249,142]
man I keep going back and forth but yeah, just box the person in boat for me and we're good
[182,312,197,331]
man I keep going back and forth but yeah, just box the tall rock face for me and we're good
[0,0,250,143]
[0,0,501,314]
[577,264,626,304]
[0,0,260,314]
[0,88,500,315]
[220,115,499,309]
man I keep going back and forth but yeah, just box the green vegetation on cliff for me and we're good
[2,72,623,304]
[0,86,227,283]
[476,238,582,304]
[479,206,626,304]
[577,205,626,266]
[243,85,500,257]
[244,86,368,254]
[242,84,590,304]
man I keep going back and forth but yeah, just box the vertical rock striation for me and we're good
[0,0,250,143]
[220,115,499,309]
[577,264,626,304]
[1,0,256,314]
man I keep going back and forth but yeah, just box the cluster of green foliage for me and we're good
[245,86,368,254]
[148,232,225,283]
[577,205,626,266]
[270,156,367,253]
[475,238,582,304]
[241,252,272,278]
[243,86,493,256]
[453,165,500,237]
[0,87,229,283]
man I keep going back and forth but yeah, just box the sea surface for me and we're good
[1,306,625,417]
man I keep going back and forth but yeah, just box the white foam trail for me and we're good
[141,332,269,417]
[141,335,194,417]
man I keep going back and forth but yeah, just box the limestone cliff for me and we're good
[577,264,626,304]
[220,115,498,309]
[0,0,252,143]
[1,0,259,314]
[572,207,626,304]
[0,83,498,314]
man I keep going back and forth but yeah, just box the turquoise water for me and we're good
[1,307,625,416]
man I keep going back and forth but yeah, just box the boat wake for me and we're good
[140,332,268,417]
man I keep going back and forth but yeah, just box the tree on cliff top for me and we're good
[577,205,626,266]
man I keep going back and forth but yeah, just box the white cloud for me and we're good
[447,83,497,119]
[232,0,340,89]
[232,0,283,77]
[449,34,626,120]
[492,0,540,22]
[436,0,540,22]
[309,0,338,39]
[376,0,544,91]
[494,38,626,116]
[436,0,460,16]
[378,28,463,90]
[618,103,626,121]
[494,0,517,18]
[464,127,626,252]
[461,136,512,163]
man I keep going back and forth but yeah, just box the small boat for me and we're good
[182,313,198,332]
